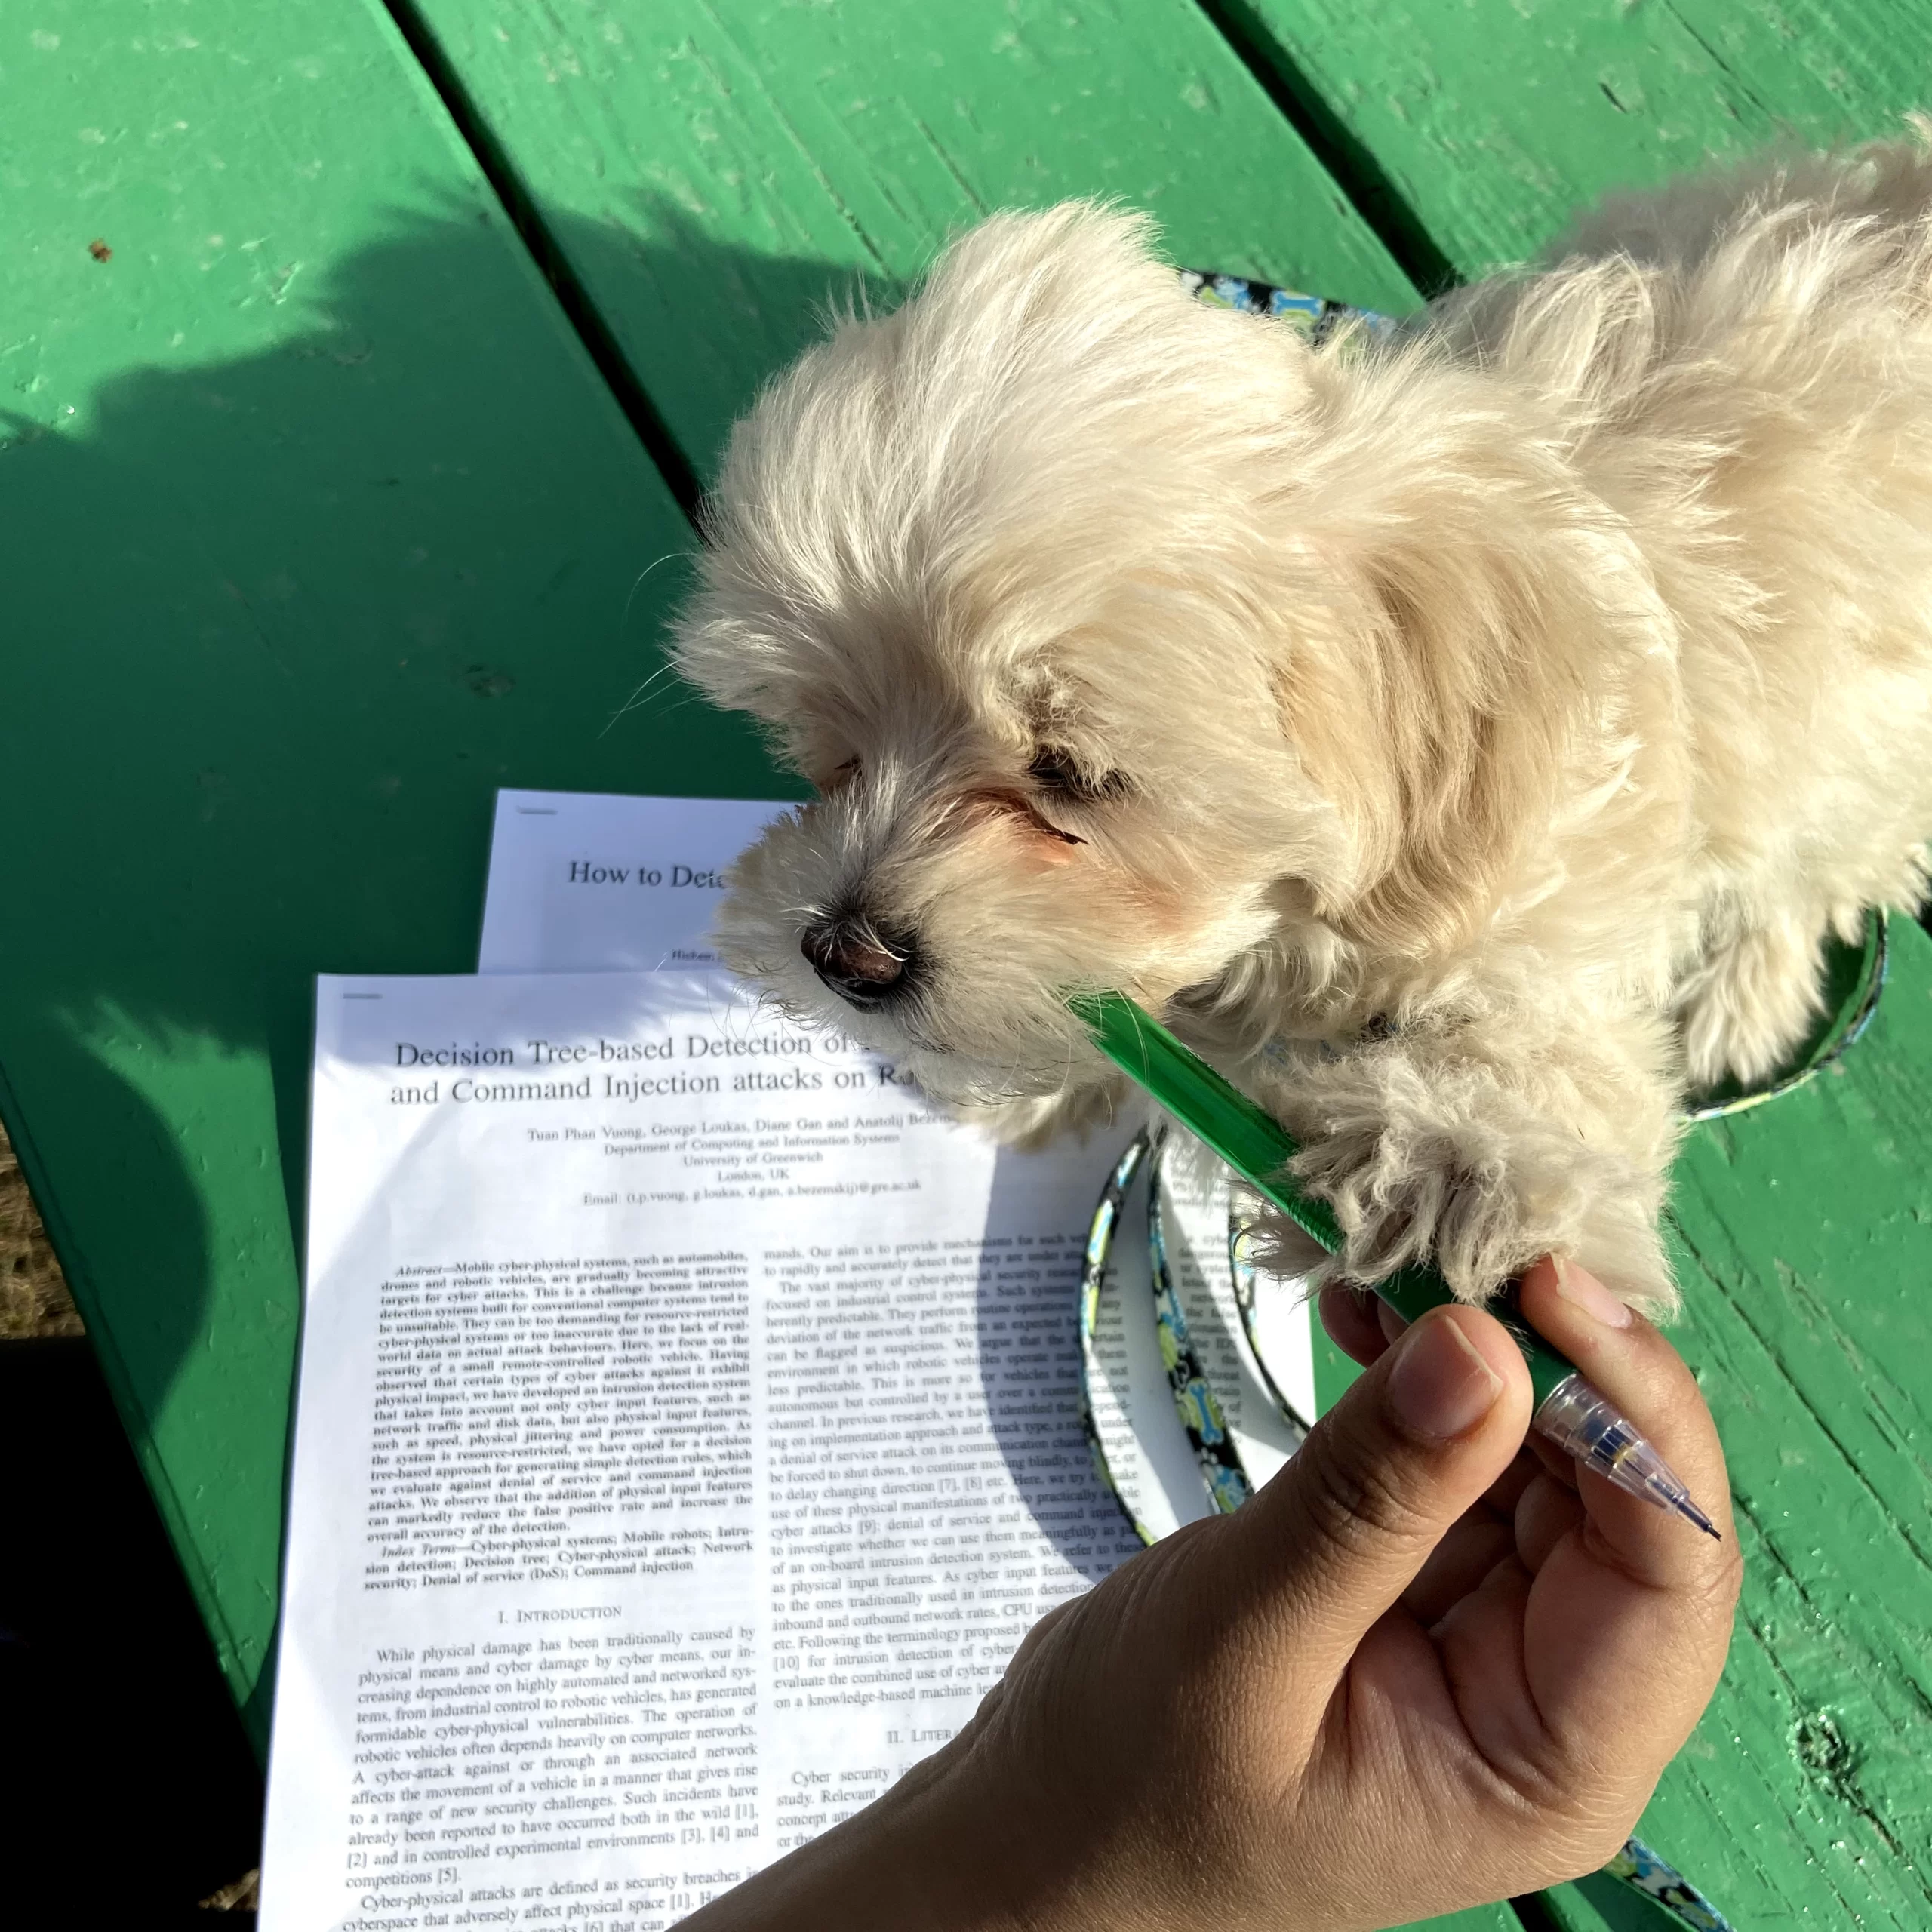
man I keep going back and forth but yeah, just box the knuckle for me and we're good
[1473,1737,1573,1823]
[1475,1754,1635,1884]
[1542,1810,1644,1889]
[1714,1537,1746,1604]
[1515,1825,1638,1897]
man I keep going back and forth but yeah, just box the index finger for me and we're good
[1517,1256,1737,1577]
[1506,1257,1742,1768]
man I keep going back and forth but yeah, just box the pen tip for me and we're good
[1678,1497,1721,1540]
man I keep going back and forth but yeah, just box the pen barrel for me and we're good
[1525,1368,1713,1534]
[1531,1371,1634,1469]
[1375,1266,1576,1408]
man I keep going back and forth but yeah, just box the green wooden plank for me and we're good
[1395,1908,1522,1932]
[387,0,1420,480]
[1633,924,1932,1926]
[1553,1875,1676,1932]
[1213,0,1932,275]
[0,0,777,1746]
[1527,1872,1705,1932]
[1524,1889,1612,1932]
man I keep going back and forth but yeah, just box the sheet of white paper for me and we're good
[259,970,1146,1932]
[477,791,793,973]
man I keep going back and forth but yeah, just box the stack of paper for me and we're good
[259,790,1313,1931]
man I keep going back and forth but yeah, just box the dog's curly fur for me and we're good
[672,138,1932,1317]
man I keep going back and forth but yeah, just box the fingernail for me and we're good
[1554,1256,1633,1329]
[1386,1315,1504,1440]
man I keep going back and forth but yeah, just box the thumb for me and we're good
[1238,1305,1533,1686]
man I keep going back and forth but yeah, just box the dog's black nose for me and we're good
[801,918,918,1010]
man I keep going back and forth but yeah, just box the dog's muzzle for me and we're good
[801,917,920,1011]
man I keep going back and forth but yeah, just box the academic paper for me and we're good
[260,970,1141,1931]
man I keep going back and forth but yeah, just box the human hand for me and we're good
[688,1256,1740,1932]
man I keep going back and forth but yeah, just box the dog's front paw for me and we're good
[1288,1124,1541,1302]
[1277,1061,1679,1315]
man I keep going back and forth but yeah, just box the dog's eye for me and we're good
[819,758,861,797]
[1027,747,1128,804]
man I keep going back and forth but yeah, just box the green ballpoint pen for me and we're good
[1069,989,1721,1539]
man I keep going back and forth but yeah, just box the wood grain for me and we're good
[0,0,753,1741]
[390,0,1420,478]
[1641,924,1932,1927]
[1218,0,1932,273]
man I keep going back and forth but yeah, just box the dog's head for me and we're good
[672,206,1625,1106]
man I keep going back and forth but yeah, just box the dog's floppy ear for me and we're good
[1275,361,1663,959]
[1308,567,1563,956]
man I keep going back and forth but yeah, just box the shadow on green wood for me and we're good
[384,0,1423,491]
[0,204,875,1735]
[1204,0,1932,279]
[1569,1871,1691,1932]
[0,194,878,1296]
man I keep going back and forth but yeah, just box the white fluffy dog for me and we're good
[672,139,1932,1316]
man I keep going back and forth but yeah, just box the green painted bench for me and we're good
[3,3,1927,1925]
